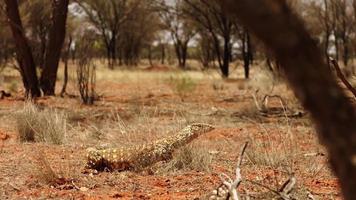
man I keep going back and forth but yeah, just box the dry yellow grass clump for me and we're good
[14,102,67,144]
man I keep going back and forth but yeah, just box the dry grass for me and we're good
[159,145,212,173]
[14,103,67,145]
[246,124,298,170]
[31,150,60,185]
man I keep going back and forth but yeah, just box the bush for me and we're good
[76,33,97,105]
[169,75,197,98]
[15,103,67,144]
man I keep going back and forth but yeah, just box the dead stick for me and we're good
[330,58,356,99]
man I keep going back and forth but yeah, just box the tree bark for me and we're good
[161,43,165,65]
[173,40,189,69]
[40,0,69,96]
[60,36,72,97]
[4,0,41,98]
[222,0,356,199]
[242,29,252,79]
[148,44,153,67]
[222,33,230,78]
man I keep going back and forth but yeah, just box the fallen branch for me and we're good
[247,175,296,200]
[210,142,248,200]
[252,92,305,118]
[0,90,11,99]
[330,58,356,99]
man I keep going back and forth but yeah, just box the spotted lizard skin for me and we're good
[86,123,214,171]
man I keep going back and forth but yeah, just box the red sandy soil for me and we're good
[0,71,343,199]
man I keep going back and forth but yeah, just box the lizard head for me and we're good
[189,123,215,135]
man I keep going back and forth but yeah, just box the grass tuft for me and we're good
[161,145,212,173]
[14,103,67,145]
[169,75,197,97]
[32,151,59,185]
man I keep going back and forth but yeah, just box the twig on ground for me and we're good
[247,175,297,200]
[307,191,316,200]
[211,142,248,200]
[279,175,296,199]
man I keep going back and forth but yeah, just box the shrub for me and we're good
[15,103,67,144]
[77,58,96,105]
[169,75,197,98]
[76,33,97,105]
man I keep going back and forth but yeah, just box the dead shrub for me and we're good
[76,33,97,105]
[14,103,67,144]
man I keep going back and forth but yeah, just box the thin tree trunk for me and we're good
[342,37,349,67]
[223,1,356,199]
[330,58,356,98]
[148,44,153,67]
[181,41,189,68]
[40,0,69,96]
[60,36,72,97]
[111,35,117,68]
[4,0,41,98]
[334,34,340,61]
[242,29,251,79]
[221,34,230,78]
[161,43,165,65]
[325,32,331,69]
[174,42,183,68]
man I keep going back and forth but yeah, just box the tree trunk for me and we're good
[148,44,153,67]
[211,33,224,76]
[60,36,72,97]
[4,0,41,98]
[181,41,189,68]
[110,35,117,68]
[242,29,251,79]
[324,31,331,69]
[39,31,47,69]
[221,34,230,78]
[106,45,112,67]
[223,1,356,199]
[40,0,69,96]
[174,42,184,68]
[342,37,349,68]
[334,34,340,62]
[161,43,165,65]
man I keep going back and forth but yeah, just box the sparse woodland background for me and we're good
[0,0,355,199]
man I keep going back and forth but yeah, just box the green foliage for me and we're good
[169,75,197,97]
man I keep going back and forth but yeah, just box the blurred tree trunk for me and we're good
[241,28,252,79]
[183,0,233,77]
[148,44,153,67]
[40,0,69,96]
[222,32,230,77]
[60,35,72,97]
[161,43,165,65]
[222,0,356,199]
[173,37,190,69]
[4,0,41,98]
